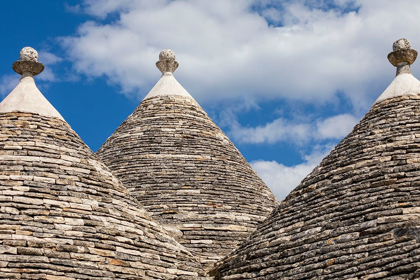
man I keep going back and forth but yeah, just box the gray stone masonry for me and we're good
[213,94,420,279]
[0,112,205,279]
[97,94,279,271]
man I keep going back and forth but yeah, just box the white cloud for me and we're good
[251,144,332,200]
[82,0,138,18]
[0,52,63,93]
[39,52,63,65]
[0,75,20,97]
[64,3,82,14]
[60,0,420,109]
[229,117,311,144]
[228,113,359,145]
[37,52,63,82]
[316,113,359,139]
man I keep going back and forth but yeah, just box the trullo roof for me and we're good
[213,38,420,279]
[97,49,279,270]
[0,47,205,279]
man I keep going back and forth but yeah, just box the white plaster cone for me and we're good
[143,72,195,101]
[374,39,420,105]
[0,75,64,120]
[374,73,420,105]
[143,49,196,102]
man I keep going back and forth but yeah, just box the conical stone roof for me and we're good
[213,39,420,279]
[0,47,205,279]
[97,49,279,270]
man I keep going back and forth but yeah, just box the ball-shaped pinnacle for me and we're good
[393,38,411,52]
[388,38,417,67]
[12,47,44,76]
[159,49,176,62]
[20,47,39,62]
[156,49,179,74]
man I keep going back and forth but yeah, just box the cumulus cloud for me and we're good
[60,0,420,108]
[81,0,137,18]
[228,113,359,144]
[251,144,333,200]
[37,51,63,82]
[56,0,414,200]
[0,52,63,95]
[315,113,359,139]
[39,52,63,65]
[0,75,20,96]
[64,3,82,14]
[230,118,311,144]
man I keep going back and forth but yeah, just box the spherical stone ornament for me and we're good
[393,38,411,52]
[159,49,176,62]
[156,49,179,73]
[12,47,44,76]
[388,38,417,67]
[20,47,39,62]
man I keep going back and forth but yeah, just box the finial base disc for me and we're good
[12,61,44,76]
[388,49,418,67]
[156,60,179,74]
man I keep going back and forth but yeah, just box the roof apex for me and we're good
[143,71,195,101]
[374,38,420,105]
[374,73,420,104]
[0,47,64,120]
[143,49,195,101]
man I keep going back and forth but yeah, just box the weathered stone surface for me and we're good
[0,112,205,279]
[12,47,44,76]
[388,39,417,68]
[213,95,420,279]
[0,47,63,120]
[97,92,279,270]
[156,49,179,74]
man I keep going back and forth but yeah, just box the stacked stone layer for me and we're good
[97,95,279,269]
[0,112,204,279]
[215,95,420,279]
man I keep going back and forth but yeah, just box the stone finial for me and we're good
[388,39,417,76]
[20,47,39,62]
[393,38,411,52]
[12,47,44,76]
[156,49,179,74]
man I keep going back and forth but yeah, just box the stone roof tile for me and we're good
[0,47,205,279]
[213,39,420,279]
[97,49,279,271]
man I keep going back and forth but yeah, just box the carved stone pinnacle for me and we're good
[156,49,179,74]
[12,47,44,76]
[388,38,417,67]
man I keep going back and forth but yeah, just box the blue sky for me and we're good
[2,0,420,200]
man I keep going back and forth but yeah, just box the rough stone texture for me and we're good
[12,61,44,76]
[388,39,417,68]
[97,94,279,270]
[12,47,44,76]
[214,94,420,279]
[388,49,418,67]
[0,111,205,279]
[157,49,179,74]
[20,47,39,62]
